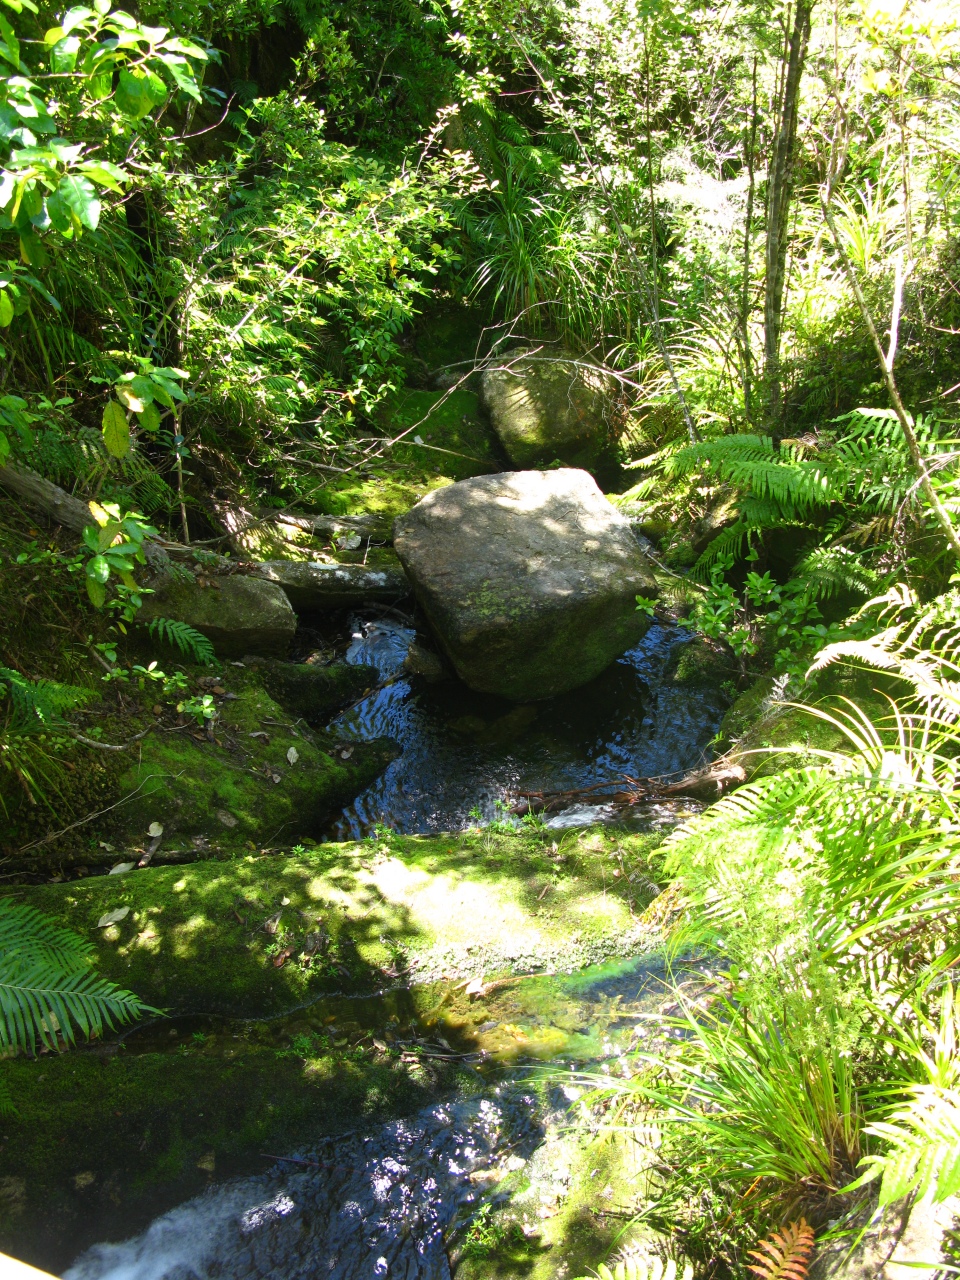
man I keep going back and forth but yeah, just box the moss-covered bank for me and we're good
[0,827,665,1269]
[6,826,665,1016]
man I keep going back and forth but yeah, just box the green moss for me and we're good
[0,824,666,1269]
[241,658,378,722]
[671,637,737,687]
[5,827,665,1019]
[110,686,395,846]
[0,1035,464,1270]
[297,388,502,521]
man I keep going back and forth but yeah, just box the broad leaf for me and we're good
[137,400,161,433]
[57,173,100,230]
[101,399,129,458]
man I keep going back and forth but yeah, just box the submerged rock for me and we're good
[480,348,618,469]
[242,656,378,720]
[139,573,296,658]
[254,559,410,611]
[393,468,659,700]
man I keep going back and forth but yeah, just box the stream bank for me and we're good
[0,824,670,1272]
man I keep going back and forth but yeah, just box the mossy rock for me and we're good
[670,636,737,687]
[719,663,904,777]
[0,1034,465,1271]
[0,826,665,1268]
[5,828,665,1019]
[241,658,378,722]
[384,388,503,480]
[110,686,396,847]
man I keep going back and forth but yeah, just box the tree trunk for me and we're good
[762,0,814,438]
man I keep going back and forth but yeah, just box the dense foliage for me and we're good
[0,0,959,1264]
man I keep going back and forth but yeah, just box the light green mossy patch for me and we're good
[719,666,899,778]
[110,686,395,847]
[0,1036,466,1270]
[455,1124,661,1279]
[298,390,502,522]
[6,827,665,1019]
[384,388,502,480]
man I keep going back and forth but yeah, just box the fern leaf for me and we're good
[145,617,217,666]
[746,1219,815,1280]
[0,955,150,1052]
[0,901,151,1052]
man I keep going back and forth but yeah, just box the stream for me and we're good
[64,954,690,1280]
[59,624,725,1279]
[323,616,728,838]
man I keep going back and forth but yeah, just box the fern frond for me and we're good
[691,522,754,580]
[746,1219,815,1280]
[792,546,883,602]
[0,900,91,969]
[144,617,216,666]
[0,901,151,1052]
[0,955,149,1051]
[0,668,89,732]
[577,1257,693,1280]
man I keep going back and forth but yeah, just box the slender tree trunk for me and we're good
[741,55,759,426]
[762,0,814,438]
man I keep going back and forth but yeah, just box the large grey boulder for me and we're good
[480,349,617,469]
[139,574,296,658]
[393,469,658,701]
[254,560,410,611]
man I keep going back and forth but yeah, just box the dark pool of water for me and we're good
[323,617,729,839]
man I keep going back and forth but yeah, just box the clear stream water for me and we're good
[58,622,725,1279]
[325,616,728,838]
[64,954,685,1280]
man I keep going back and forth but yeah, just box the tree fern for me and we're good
[0,899,152,1056]
[144,617,216,665]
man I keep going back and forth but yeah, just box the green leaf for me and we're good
[78,160,127,192]
[137,400,160,433]
[0,430,8,463]
[0,290,12,327]
[85,577,106,608]
[86,554,110,584]
[115,67,167,119]
[18,232,49,269]
[49,33,80,73]
[56,173,100,230]
[101,399,129,458]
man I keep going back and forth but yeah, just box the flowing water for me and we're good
[57,622,725,1278]
[64,955,689,1280]
[324,617,729,839]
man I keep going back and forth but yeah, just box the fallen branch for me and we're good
[509,760,747,816]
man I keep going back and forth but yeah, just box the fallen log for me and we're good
[509,759,747,816]
[0,461,185,567]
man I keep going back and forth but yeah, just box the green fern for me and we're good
[0,669,91,810]
[575,1258,693,1280]
[791,546,882,602]
[0,899,152,1056]
[853,985,960,1206]
[145,617,217,666]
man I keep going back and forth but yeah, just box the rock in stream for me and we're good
[393,468,659,701]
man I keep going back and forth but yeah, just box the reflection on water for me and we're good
[65,1094,542,1280]
[327,619,729,839]
[65,954,682,1280]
